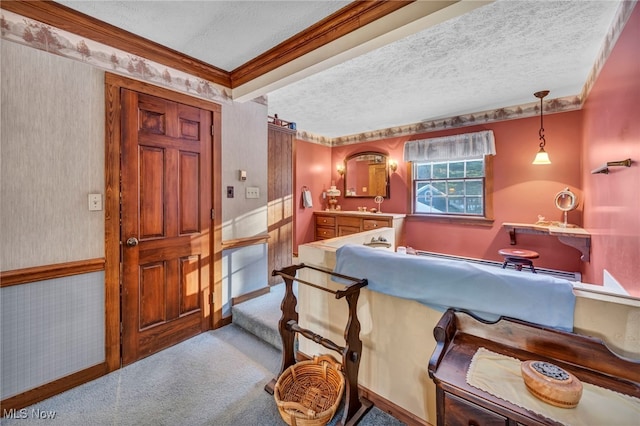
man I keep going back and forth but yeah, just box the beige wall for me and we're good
[1,42,106,400]
[221,100,269,240]
[1,41,105,270]
[0,37,270,398]
[220,93,270,309]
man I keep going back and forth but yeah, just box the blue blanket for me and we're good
[333,244,576,331]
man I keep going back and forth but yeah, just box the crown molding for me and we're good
[230,1,414,88]
[0,0,231,87]
[1,0,415,92]
[4,0,633,147]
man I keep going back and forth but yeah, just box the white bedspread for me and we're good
[333,244,576,331]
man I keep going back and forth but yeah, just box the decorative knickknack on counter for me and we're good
[325,185,341,211]
[521,360,583,408]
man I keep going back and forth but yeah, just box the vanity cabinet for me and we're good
[428,309,640,426]
[336,216,361,236]
[314,211,405,244]
[315,215,336,239]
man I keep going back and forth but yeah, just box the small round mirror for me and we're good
[554,188,577,228]
[554,188,577,212]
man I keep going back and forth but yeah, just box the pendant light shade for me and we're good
[532,90,551,165]
[532,147,551,164]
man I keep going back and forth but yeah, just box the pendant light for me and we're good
[532,90,551,165]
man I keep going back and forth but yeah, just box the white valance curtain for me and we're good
[403,130,496,162]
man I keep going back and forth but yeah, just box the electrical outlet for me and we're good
[227,186,234,198]
[246,187,260,199]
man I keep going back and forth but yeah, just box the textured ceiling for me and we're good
[58,0,350,71]
[57,0,624,139]
[268,0,622,138]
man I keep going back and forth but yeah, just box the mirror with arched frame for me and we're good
[343,151,390,198]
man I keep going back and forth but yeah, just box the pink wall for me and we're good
[294,4,640,294]
[295,115,584,272]
[581,4,640,296]
[294,140,332,253]
[328,115,584,274]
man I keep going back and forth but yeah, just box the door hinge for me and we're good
[211,209,215,220]
[211,124,215,136]
[210,292,214,305]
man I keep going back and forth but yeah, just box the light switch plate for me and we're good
[246,187,260,199]
[88,193,102,211]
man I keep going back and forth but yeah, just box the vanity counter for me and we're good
[321,210,406,218]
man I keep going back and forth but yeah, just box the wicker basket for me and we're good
[274,354,345,426]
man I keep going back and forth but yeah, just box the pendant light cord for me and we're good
[538,95,546,149]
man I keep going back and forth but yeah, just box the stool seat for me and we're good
[498,248,539,273]
[498,248,539,259]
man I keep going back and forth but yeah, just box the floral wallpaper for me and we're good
[0,10,233,105]
[2,0,633,148]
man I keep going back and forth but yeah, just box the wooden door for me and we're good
[120,89,211,365]
[267,124,294,284]
[368,163,387,197]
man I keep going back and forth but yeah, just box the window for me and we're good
[404,130,495,219]
[413,158,486,216]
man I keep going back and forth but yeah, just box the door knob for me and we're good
[126,237,139,247]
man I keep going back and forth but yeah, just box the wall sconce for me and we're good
[337,163,345,176]
[388,159,398,172]
[532,90,551,165]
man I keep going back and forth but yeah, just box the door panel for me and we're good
[369,163,387,197]
[140,262,166,329]
[179,152,200,234]
[139,146,165,238]
[180,255,201,314]
[121,89,211,365]
[267,125,293,285]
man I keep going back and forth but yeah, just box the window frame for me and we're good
[408,155,494,225]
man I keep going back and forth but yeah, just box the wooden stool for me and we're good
[498,248,539,273]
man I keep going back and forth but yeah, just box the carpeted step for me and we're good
[232,284,292,351]
[230,284,407,425]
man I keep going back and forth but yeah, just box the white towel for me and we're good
[302,189,313,208]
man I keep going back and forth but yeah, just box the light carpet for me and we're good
[1,324,405,425]
[231,283,293,351]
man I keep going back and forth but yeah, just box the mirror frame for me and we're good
[554,188,577,212]
[343,151,390,198]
